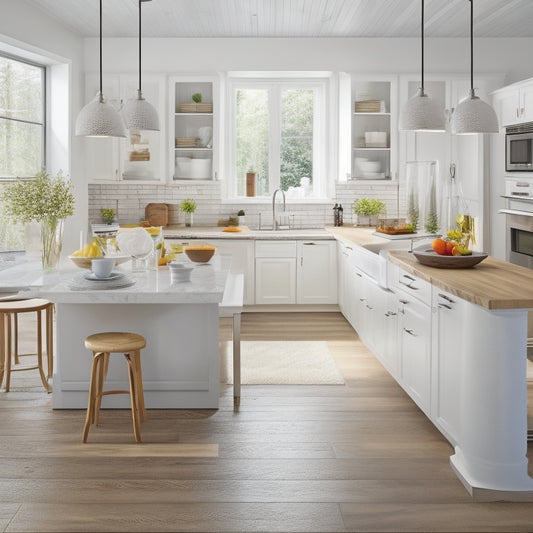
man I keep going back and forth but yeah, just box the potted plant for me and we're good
[0,169,75,271]
[237,209,245,226]
[192,93,202,104]
[180,198,197,227]
[352,198,386,226]
[100,208,116,225]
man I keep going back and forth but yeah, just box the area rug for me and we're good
[220,340,345,385]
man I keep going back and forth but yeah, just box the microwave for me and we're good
[506,123,533,171]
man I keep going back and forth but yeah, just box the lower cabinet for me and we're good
[431,288,464,445]
[255,240,337,305]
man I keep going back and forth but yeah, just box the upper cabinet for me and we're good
[493,79,533,127]
[351,75,398,182]
[169,75,221,181]
[83,73,167,183]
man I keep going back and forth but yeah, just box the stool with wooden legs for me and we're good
[0,299,54,392]
[83,332,147,443]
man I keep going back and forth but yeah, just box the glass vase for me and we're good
[185,212,193,227]
[41,218,64,272]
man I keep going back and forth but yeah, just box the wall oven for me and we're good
[506,123,533,172]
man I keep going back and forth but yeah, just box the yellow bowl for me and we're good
[68,255,131,269]
[184,246,216,263]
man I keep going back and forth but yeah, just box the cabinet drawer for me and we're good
[255,240,297,258]
[395,268,431,305]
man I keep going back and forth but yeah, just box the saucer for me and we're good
[84,271,122,281]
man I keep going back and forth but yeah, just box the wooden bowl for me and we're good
[184,246,216,263]
[412,247,488,269]
[68,255,131,269]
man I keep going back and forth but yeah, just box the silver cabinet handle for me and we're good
[399,278,419,290]
[366,304,374,310]
[359,298,367,302]
[303,242,316,245]
[403,328,416,336]
[438,293,455,303]
[399,299,409,305]
[438,303,452,310]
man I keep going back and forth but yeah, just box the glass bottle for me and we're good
[338,204,344,226]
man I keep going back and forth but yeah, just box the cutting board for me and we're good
[145,203,168,227]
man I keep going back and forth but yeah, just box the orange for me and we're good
[431,238,447,255]
[445,241,455,256]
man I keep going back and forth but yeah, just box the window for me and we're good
[228,76,328,199]
[0,53,45,179]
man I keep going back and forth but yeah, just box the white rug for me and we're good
[220,340,345,385]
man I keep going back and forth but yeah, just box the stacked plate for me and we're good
[68,271,136,291]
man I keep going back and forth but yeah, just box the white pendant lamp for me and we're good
[399,0,445,132]
[121,0,160,131]
[75,0,126,138]
[452,0,498,134]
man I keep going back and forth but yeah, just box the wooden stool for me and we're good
[83,332,147,443]
[0,299,54,392]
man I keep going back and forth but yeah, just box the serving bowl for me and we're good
[184,245,216,263]
[412,246,488,269]
[68,255,130,269]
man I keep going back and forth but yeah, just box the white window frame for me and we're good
[225,73,332,201]
[0,51,46,180]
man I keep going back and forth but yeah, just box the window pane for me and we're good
[281,89,313,192]
[236,88,269,196]
[0,119,42,178]
[0,56,43,123]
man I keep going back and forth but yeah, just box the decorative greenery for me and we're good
[424,180,439,234]
[237,209,245,216]
[1,169,75,223]
[180,199,197,213]
[100,208,116,225]
[352,198,386,216]
[407,193,419,230]
[192,93,202,103]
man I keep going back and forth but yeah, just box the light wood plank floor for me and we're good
[1,311,533,532]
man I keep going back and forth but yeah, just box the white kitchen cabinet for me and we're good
[430,288,465,445]
[84,73,166,183]
[351,75,398,182]
[255,239,337,305]
[198,239,254,306]
[494,81,533,126]
[297,241,337,304]
[337,240,352,318]
[169,75,220,181]
[397,287,431,415]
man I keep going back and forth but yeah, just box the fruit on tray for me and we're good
[71,239,103,258]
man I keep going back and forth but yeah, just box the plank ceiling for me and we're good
[29,0,533,39]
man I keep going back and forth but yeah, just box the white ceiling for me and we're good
[29,0,533,39]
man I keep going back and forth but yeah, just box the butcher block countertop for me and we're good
[388,250,533,310]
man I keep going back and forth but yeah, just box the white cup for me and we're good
[91,257,115,278]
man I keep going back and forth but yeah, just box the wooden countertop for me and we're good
[388,251,533,310]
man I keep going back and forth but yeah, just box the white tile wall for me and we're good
[88,180,406,228]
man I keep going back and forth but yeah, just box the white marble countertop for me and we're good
[0,255,231,305]
[163,225,334,240]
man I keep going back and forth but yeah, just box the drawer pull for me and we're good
[399,299,409,305]
[438,293,455,303]
[303,242,316,245]
[359,298,367,302]
[402,274,416,282]
[399,278,419,290]
[385,311,397,317]
[356,272,362,278]
[403,328,416,336]
[439,303,452,310]
[365,304,374,310]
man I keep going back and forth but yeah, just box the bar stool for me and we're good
[83,332,147,443]
[0,298,54,392]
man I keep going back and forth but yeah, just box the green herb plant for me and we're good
[352,198,386,216]
[192,93,202,103]
[180,199,197,213]
[100,208,116,225]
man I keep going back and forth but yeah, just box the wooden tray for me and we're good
[412,246,488,269]
[375,228,415,235]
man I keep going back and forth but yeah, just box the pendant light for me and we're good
[452,0,498,134]
[75,0,126,138]
[121,0,160,131]
[399,0,445,132]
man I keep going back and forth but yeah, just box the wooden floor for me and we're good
[1,311,533,532]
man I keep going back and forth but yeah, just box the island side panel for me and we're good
[52,302,220,409]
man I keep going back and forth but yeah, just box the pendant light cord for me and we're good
[420,0,425,92]
[469,0,474,92]
[138,0,142,93]
[99,0,103,99]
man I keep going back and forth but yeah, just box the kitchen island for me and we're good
[37,255,231,409]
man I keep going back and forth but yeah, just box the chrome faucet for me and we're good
[272,188,286,230]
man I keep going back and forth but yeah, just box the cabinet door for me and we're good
[431,289,465,445]
[521,85,533,123]
[255,257,296,304]
[206,239,255,306]
[398,292,431,415]
[297,241,337,304]
[498,89,521,126]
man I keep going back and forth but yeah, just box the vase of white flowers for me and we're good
[1,169,75,272]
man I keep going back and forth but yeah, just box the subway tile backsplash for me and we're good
[88,180,402,228]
